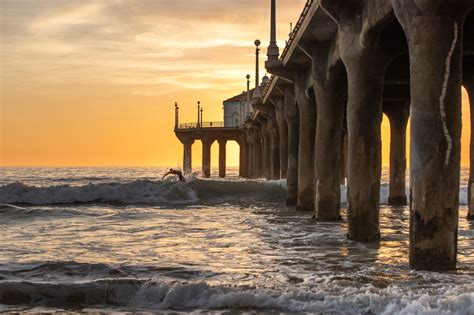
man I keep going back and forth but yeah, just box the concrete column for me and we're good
[285,86,299,206]
[262,120,271,180]
[465,80,474,220]
[239,139,248,178]
[340,128,348,185]
[339,19,389,242]
[393,1,467,270]
[275,99,288,179]
[254,135,263,178]
[183,139,194,175]
[248,138,255,178]
[384,101,409,206]
[202,139,213,178]
[295,73,316,211]
[313,69,345,221]
[218,139,227,178]
[268,109,280,180]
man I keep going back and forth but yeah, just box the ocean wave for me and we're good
[1,279,472,314]
[0,179,287,206]
[0,179,468,206]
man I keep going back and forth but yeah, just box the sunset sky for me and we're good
[0,0,471,167]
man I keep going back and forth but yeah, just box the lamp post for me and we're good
[200,107,203,128]
[174,102,179,130]
[254,39,261,88]
[267,0,279,62]
[197,101,201,128]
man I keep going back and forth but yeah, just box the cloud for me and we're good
[1,0,306,94]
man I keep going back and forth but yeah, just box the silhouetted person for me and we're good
[162,168,185,182]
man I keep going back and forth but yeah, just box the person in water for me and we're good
[162,169,186,182]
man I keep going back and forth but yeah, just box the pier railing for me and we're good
[178,121,225,129]
[280,0,314,62]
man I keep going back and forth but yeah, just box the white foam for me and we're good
[341,184,468,205]
[0,179,198,205]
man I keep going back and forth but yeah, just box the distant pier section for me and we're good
[174,101,248,179]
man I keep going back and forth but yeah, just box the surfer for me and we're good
[162,169,186,182]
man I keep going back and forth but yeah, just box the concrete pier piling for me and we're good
[275,98,288,179]
[393,1,469,270]
[183,139,194,176]
[267,108,281,180]
[313,44,346,221]
[174,0,474,271]
[339,10,390,242]
[384,101,409,206]
[285,86,300,206]
[218,139,227,178]
[295,73,316,211]
[202,138,213,178]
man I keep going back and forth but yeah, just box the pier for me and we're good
[175,0,474,271]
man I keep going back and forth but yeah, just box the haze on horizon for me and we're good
[0,0,471,167]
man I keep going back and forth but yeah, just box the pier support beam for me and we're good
[393,1,467,270]
[183,139,194,175]
[295,73,316,211]
[466,80,474,220]
[202,138,213,178]
[384,101,409,206]
[285,86,300,206]
[268,108,280,180]
[218,139,227,178]
[312,46,345,220]
[339,17,389,242]
[275,98,288,179]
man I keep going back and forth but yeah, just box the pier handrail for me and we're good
[178,121,225,129]
[280,0,314,63]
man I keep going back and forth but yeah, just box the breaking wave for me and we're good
[0,178,287,206]
[0,178,468,206]
[1,278,473,314]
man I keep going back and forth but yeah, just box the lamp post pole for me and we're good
[197,101,201,128]
[200,108,203,128]
[255,39,261,88]
[174,102,179,130]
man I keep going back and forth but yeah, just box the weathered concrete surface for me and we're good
[312,41,346,221]
[202,138,213,178]
[466,80,474,220]
[261,118,271,180]
[267,108,281,179]
[295,73,316,211]
[384,101,409,206]
[285,86,300,206]
[254,132,263,178]
[392,0,468,270]
[275,98,289,179]
[239,140,249,178]
[183,139,194,175]
[339,5,390,242]
[247,139,255,178]
[218,139,227,178]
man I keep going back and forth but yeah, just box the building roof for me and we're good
[223,88,255,103]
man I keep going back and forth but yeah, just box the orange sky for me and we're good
[0,0,471,167]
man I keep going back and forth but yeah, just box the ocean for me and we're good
[0,167,473,314]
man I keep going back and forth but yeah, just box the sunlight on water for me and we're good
[0,167,473,313]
